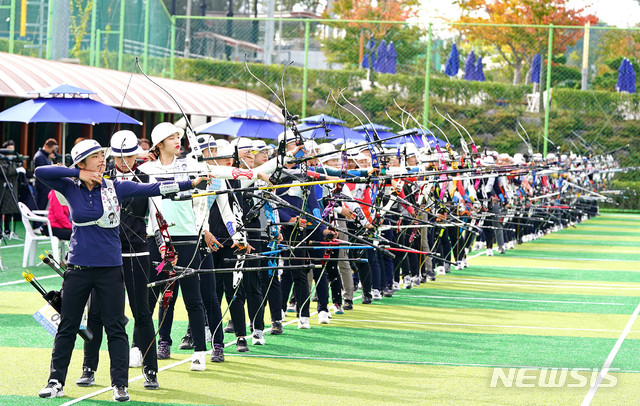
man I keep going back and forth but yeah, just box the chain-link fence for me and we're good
[0,1,638,203]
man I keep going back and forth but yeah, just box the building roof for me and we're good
[0,52,283,121]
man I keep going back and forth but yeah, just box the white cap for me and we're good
[480,155,495,166]
[151,122,184,149]
[277,129,297,144]
[109,130,143,157]
[513,153,525,165]
[253,139,268,152]
[219,143,235,157]
[304,140,319,155]
[533,153,543,162]
[546,153,557,162]
[236,137,254,151]
[71,139,105,167]
[318,143,339,164]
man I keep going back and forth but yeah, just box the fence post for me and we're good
[543,24,553,158]
[143,0,150,71]
[422,22,432,126]
[170,15,175,79]
[46,0,52,58]
[95,29,101,68]
[301,20,310,118]
[117,0,124,70]
[581,21,590,91]
[9,0,15,53]
[89,0,97,66]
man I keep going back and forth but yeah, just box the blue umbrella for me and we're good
[475,56,486,82]
[464,51,476,80]
[626,59,636,93]
[301,114,346,125]
[616,58,626,92]
[227,108,278,120]
[28,84,98,96]
[361,38,375,69]
[0,84,141,158]
[374,39,387,73]
[530,54,541,84]
[299,122,363,141]
[386,41,397,75]
[353,124,396,143]
[0,97,140,125]
[196,116,283,139]
[444,43,459,77]
[618,58,636,93]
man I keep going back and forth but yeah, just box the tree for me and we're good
[454,0,598,84]
[320,0,423,70]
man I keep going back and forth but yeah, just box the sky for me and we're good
[420,0,640,28]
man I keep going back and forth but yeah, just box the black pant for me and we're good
[51,227,72,241]
[307,247,330,313]
[213,246,247,337]
[244,240,266,331]
[199,248,225,346]
[148,236,207,352]
[49,265,128,387]
[83,254,158,373]
[280,226,311,317]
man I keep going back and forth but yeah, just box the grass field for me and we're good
[1,212,639,405]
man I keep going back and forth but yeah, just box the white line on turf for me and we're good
[395,295,625,306]
[443,280,640,290]
[222,353,640,373]
[440,276,640,289]
[581,302,640,406]
[0,273,58,286]
[491,256,636,262]
[60,294,363,405]
[309,318,640,333]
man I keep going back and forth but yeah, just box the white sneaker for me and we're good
[190,351,206,371]
[372,289,382,300]
[318,311,330,324]
[298,317,310,329]
[411,276,420,287]
[129,347,142,368]
[435,266,446,276]
[252,329,266,345]
[403,275,412,289]
[486,249,494,257]
[462,259,468,268]
[392,281,400,291]
[205,328,212,344]
[39,379,64,398]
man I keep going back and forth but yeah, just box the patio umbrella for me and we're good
[530,54,541,84]
[626,59,636,93]
[475,56,486,82]
[386,41,397,74]
[361,38,376,69]
[464,51,476,80]
[301,114,346,125]
[0,84,141,158]
[298,122,362,141]
[617,58,636,93]
[196,116,284,139]
[444,43,459,77]
[226,108,279,121]
[374,39,387,74]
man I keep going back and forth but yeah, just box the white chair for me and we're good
[526,87,553,113]
[18,202,56,267]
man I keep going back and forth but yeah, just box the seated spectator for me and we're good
[47,190,71,241]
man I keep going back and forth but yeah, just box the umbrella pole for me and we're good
[62,122,66,164]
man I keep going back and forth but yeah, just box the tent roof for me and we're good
[0,52,283,121]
